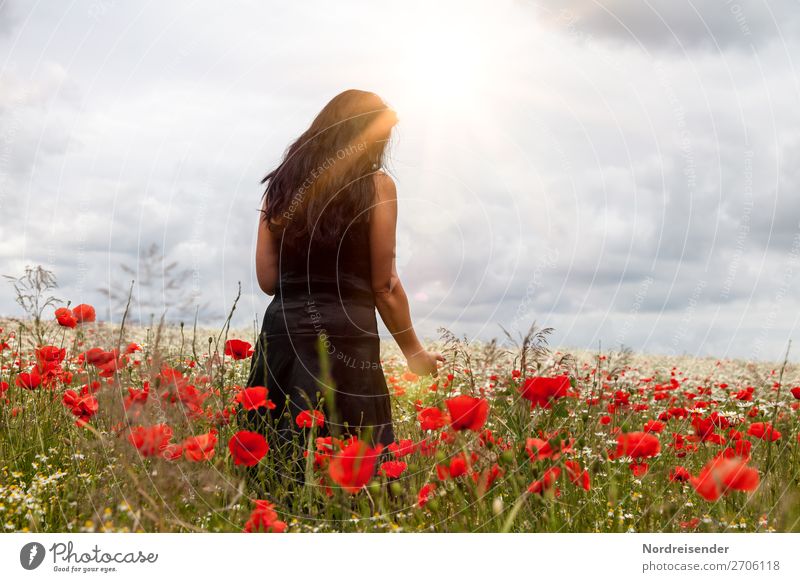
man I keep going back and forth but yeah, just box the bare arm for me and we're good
[369,173,443,376]
[255,198,279,296]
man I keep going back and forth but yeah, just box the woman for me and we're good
[246,89,443,461]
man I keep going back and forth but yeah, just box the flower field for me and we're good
[1,305,800,533]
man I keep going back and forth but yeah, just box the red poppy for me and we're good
[243,500,287,533]
[791,387,800,400]
[436,453,468,480]
[36,346,66,365]
[471,463,504,491]
[162,443,183,461]
[55,307,77,328]
[528,466,562,495]
[564,460,591,490]
[62,390,99,426]
[295,409,325,429]
[125,342,142,354]
[15,369,41,390]
[630,462,649,477]
[418,482,437,507]
[614,432,661,459]
[388,439,417,458]
[234,386,275,411]
[669,466,691,482]
[328,439,382,494]
[224,339,253,360]
[525,437,573,461]
[228,430,269,467]
[690,456,760,501]
[746,422,781,442]
[183,430,218,462]
[520,375,571,409]
[680,517,701,530]
[72,304,96,324]
[643,420,665,433]
[445,395,489,432]
[379,460,407,479]
[128,424,173,457]
[82,347,113,366]
[417,407,449,431]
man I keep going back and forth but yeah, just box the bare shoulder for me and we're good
[373,170,397,202]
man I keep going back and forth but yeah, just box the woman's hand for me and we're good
[406,349,445,377]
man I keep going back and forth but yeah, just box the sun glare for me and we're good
[393,10,491,117]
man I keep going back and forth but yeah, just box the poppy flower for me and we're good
[224,339,253,360]
[55,307,77,328]
[528,466,562,495]
[418,482,437,508]
[643,420,665,433]
[125,342,142,354]
[417,407,449,431]
[630,462,649,477]
[614,432,661,459]
[680,517,701,530]
[183,430,218,462]
[436,453,468,480]
[520,375,571,409]
[791,387,800,400]
[746,422,781,442]
[471,463,504,491]
[72,304,96,324]
[564,460,591,490]
[62,390,99,426]
[228,430,269,467]
[15,369,41,390]
[525,437,572,461]
[379,460,407,479]
[128,424,173,457]
[295,409,325,429]
[161,443,184,461]
[234,386,275,411]
[328,439,382,494]
[445,395,489,432]
[669,466,691,482]
[243,500,287,533]
[36,346,66,365]
[690,456,760,501]
[388,439,417,458]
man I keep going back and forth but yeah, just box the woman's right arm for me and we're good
[369,173,443,376]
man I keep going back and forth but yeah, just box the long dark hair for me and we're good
[261,89,398,245]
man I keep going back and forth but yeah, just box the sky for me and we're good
[1,0,799,361]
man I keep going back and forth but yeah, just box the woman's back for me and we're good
[263,219,379,339]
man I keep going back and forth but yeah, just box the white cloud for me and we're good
[1,0,799,360]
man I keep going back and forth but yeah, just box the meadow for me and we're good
[1,300,799,533]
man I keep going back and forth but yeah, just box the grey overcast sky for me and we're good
[1,0,799,361]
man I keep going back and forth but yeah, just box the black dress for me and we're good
[245,219,395,455]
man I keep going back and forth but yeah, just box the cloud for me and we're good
[1,0,799,361]
[534,0,800,51]
[0,1,15,36]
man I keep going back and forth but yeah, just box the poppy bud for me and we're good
[368,481,381,497]
[500,449,515,465]
[389,481,402,497]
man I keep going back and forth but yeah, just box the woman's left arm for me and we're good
[255,199,279,295]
